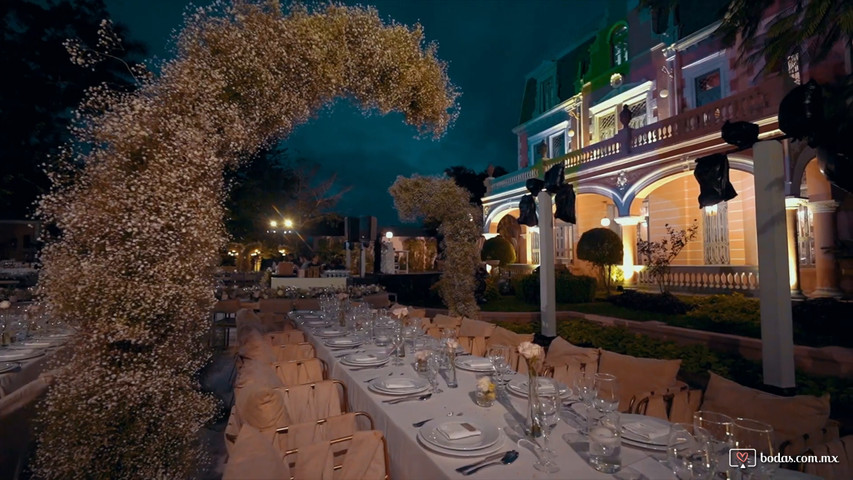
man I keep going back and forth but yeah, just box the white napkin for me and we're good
[437,422,482,440]
[521,380,558,395]
[382,379,418,389]
[623,421,670,441]
[464,358,493,369]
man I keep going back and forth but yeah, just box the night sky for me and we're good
[105,0,607,224]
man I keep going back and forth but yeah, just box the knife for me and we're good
[455,452,507,473]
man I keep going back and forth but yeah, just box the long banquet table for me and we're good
[302,326,677,480]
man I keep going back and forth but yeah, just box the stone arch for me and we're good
[483,200,520,233]
[34,3,459,478]
[789,143,819,198]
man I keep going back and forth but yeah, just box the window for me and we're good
[549,132,565,157]
[538,76,556,113]
[703,202,730,265]
[530,140,547,164]
[610,25,629,66]
[694,69,722,107]
[797,205,814,265]
[787,52,801,85]
[597,111,617,141]
[555,222,574,261]
[530,230,540,265]
[626,98,648,129]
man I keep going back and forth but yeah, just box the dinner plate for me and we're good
[420,418,501,451]
[340,351,390,366]
[0,362,19,374]
[303,319,330,328]
[368,377,430,395]
[15,341,54,348]
[620,414,671,446]
[314,328,347,338]
[0,349,45,362]
[507,377,571,398]
[416,432,507,458]
[324,338,362,348]
[620,436,669,451]
[454,356,495,372]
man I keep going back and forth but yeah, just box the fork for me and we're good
[412,418,432,427]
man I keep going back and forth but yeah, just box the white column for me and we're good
[784,197,806,298]
[537,191,556,337]
[752,141,795,388]
[615,216,644,285]
[809,200,842,298]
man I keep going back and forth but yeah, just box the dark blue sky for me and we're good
[105,0,607,224]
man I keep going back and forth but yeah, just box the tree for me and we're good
[481,236,516,265]
[0,0,145,219]
[637,222,699,293]
[577,228,623,295]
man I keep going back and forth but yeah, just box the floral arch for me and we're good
[34,2,458,478]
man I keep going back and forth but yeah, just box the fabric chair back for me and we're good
[276,262,296,276]
[275,380,348,424]
[223,424,290,480]
[268,330,306,345]
[284,430,389,480]
[273,411,371,453]
[259,298,294,314]
[801,436,852,480]
[273,343,316,362]
[273,358,327,386]
[597,349,681,412]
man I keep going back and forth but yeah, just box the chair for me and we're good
[267,330,306,346]
[211,299,243,348]
[259,298,295,315]
[486,326,534,372]
[800,436,852,480]
[425,314,462,338]
[306,266,322,278]
[273,411,374,453]
[274,380,349,424]
[223,424,290,480]
[238,328,277,365]
[276,262,296,276]
[597,349,682,412]
[273,343,316,362]
[282,430,390,480]
[273,358,328,386]
[542,336,599,386]
[363,293,391,309]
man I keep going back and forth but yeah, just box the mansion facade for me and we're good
[481,0,853,297]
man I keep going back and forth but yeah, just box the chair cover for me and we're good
[273,358,326,386]
[273,343,316,362]
[235,384,286,432]
[543,336,599,384]
[268,330,306,346]
[276,381,345,424]
[598,349,681,412]
[223,424,290,480]
[459,318,496,337]
[259,298,295,314]
[432,314,462,328]
[802,436,852,480]
[290,430,387,480]
[275,412,359,453]
[487,326,534,372]
[238,328,277,364]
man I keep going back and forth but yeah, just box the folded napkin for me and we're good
[623,421,670,442]
[464,358,493,369]
[0,349,34,359]
[21,342,52,348]
[437,422,482,440]
[382,379,418,389]
[521,380,558,395]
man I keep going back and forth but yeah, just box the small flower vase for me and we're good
[445,348,458,388]
[526,360,542,438]
[476,390,495,407]
[415,358,428,373]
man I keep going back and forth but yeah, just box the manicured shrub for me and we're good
[577,228,623,294]
[607,290,691,315]
[481,236,516,265]
[686,293,761,337]
[515,269,596,305]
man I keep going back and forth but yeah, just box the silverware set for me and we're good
[381,393,431,404]
[456,450,519,475]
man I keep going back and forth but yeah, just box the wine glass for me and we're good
[667,423,715,480]
[694,411,734,479]
[593,373,620,413]
[426,353,443,394]
[533,379,561,473]
[487,345,509,387]
[391,328,405,366]
[732,418,777,479]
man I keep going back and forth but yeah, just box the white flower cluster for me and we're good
[389,176,481,317]
[518,341,544,361]
[35,1,457,478]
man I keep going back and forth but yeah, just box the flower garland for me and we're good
[34,2,458,477]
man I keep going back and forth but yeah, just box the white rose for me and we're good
[391,306,408,318]
[517,341,544,360]
[336,293,348,300]
[415,350,430,361]
[477,376,493,393]
[445,338,459,350]
[0,300,10,309]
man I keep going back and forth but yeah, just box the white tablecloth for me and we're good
[304,327,678,480]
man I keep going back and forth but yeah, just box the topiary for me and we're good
[481,236,516,265]
[577,227,623,294]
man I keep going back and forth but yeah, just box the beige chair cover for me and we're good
[215,299,243,316]
[432,314,462,328]
[238,328,277,364]
[802,436,852,480]
[407,308,427,319]
[268,330,306,346]
[235,384,286,432]
[259,312,290,331]
[224,406,242,456]
[363,293,391,309]
[235,360,284,392]
[275,412,359,453]
[293,298,322,310]
[274,343,316,362]
[543,336,599,385]
[598,349,681,412]
[223,424,290,480]
[276,381,345,424]
[486,326,534,372]
[236,308,265,344]
[274,358,326,386]
[290,430,387,480]
[459,318,496,337]
[456,336,488,357]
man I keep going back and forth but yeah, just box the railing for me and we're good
[635,265,759,293]
[486,76,786,195]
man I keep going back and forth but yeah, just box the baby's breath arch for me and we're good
[389,176,481,318]
[34,2,458,478]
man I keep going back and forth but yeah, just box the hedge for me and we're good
[514,270,597,305]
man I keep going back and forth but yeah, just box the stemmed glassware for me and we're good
[732,418,777,479]
[391,327,405,366]
[694,411,734,479]
[667,423,715,480]
[532,378,561,473]
[487,345,509,389]
[592,373,620,413]
[425,353,443,394]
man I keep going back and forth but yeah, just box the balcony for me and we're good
[635,265,759,295]
[486,76,787,196]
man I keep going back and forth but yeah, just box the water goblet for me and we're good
[426,353,443,394]
[533,379,561,473]
[486,345,509,386]
[694,411,734,479]
[391,329,405,366]
[592,373,620,413]
[732,418,776,479]
[667,423,715,480]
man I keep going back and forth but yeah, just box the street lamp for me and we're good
[284,219,293,229]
